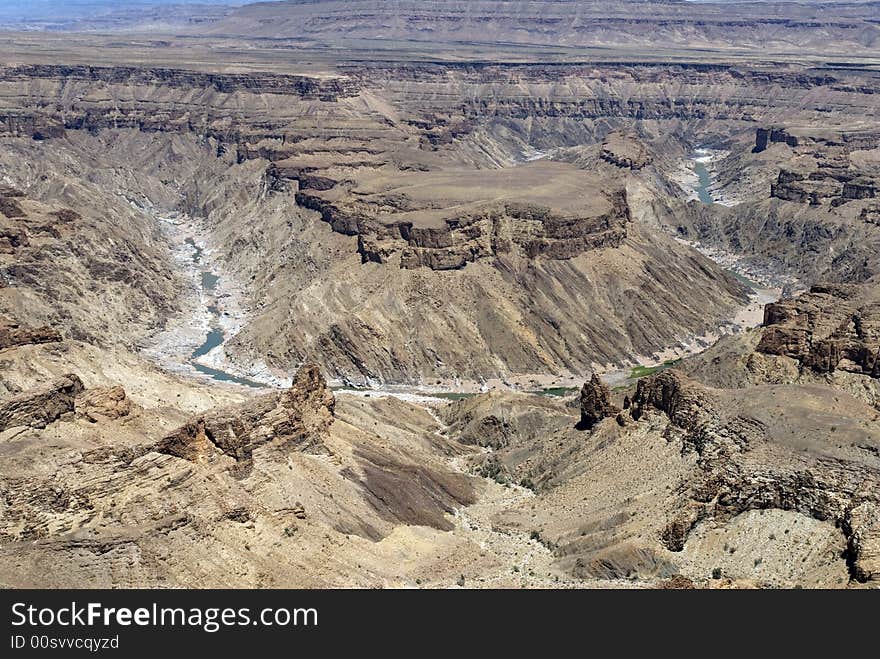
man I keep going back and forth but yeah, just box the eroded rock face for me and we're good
[754,126,880,208]
[847,502,880,583]
[629,369,880,581]
[0,373,84,431]
[0,185,178,349]
[295,167,631,271]
[0,317,62,349]
[753,127,799,153]
[157,364,335,465]
[631,369,719,432]
[578,374,620,430]
[75,385,132,423]
[757,284,880,377]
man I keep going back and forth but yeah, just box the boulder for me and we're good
[75,385,132,422]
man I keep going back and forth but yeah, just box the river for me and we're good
[184,238,269,388]
[142,213,272,389]
[693,158,715,204]
[145,150,781,399]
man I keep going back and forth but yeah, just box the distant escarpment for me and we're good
[206,0,880,55]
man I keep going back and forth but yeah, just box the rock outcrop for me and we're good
[0,373,84,431]
[577,374,620,430]
[757,284,880,377]
[753,126,880,208]
[75,385,132,423]
[753,127,800,153]
[847,502,880,583]
[629,369,880,582]
[157,364,335,465]
[0,317,62,350]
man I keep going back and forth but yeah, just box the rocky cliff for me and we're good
[157,364,335,466]
[630,370,880,583]
[757,284,880,378]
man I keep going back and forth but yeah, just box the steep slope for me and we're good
[0,60,787,384]
[440,369,880,587]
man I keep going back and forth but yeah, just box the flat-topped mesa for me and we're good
[600,131,652,170]
[156,364,335,465]
[757,284,880,377]
[296,163,631,271]
[359,195,628,270]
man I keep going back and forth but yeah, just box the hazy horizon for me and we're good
[0,0,255,22]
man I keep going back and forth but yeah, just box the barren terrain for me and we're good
[1,0,879,589]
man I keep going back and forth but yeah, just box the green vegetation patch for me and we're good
[629,359,681,380]
[532,386,579,397]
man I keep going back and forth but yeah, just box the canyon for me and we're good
[0,0,878,589]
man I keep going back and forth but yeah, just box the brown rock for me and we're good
[0,318,62,350]
[577,374,620,430]
[75,385,132,423]
[847,502,880,583]
[0,374,84,431]
[156,363,335,464]
[655,575,698,589]
[0,228,28,254]
[757,284,880,377]
[631,368,880,575]
[0,196,26,219]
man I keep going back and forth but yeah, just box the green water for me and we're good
[532,386,578,397]
[201,271,219,290]
[192,361,268,388]
[185,237,203,264]
[192,328,224,358]
[694,160,714,204]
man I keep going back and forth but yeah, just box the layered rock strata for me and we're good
[631,370,880,582]
[757,284,880,377]
[157,364,335,465]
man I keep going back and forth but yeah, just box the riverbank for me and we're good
[141,210,272,389]
[673,147,740,207]
[140,148,795,403]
